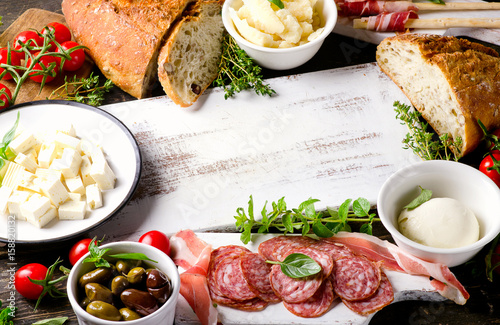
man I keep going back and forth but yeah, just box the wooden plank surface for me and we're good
[0,8,93,105]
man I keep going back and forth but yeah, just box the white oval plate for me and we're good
[0,100,141,243]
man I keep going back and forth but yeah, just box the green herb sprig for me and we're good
[403,186,432,210]
[267,253,321,278]
[394,101,462,161]
[48,72,113,107]
[234,195,378,244]
[0,300,16,325]
[213,33,275,99]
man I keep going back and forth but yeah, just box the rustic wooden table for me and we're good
[1,0,500,324]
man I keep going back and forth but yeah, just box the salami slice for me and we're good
[258,235,317,261]
[343,272,394,315]
[333,256,381,301]
[283,279,335,318]
[214,255,258,301]
[310,238,354,261]
[269,264,323,303]
[240,252,281,303]
[283,247,334,277]
[210,290,269,311]
[207,245,250,297]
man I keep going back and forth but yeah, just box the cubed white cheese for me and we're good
[56,148,82,179]
[20,193,51,222]
[56,123,76,137]
[37,142,57,168]
[14,153,38,173]
[54,132,81,152]
[39,178,69,207]
[86,184,102,209]
[17,171,41,194]
[68,192,82,201]
[90,146,106,164]
[7,190,31,220]
[2,162,26,189]
[58,200,86,220]
[0,186,13,214]
[90,159,116,190]
[65,176,85,195]
[35,168,62,181]
[26,148,38,160]
[9,131,37,154]
[79,155,95,187]
[27,205,57,228]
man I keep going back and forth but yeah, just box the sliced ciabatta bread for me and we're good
[376,34,500,156]
[158,0,225,107]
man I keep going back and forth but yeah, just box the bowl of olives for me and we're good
[67,241,180,324]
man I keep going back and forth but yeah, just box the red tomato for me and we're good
[14,263,48,300]
[0,83,12,110]
[139,231,171,256]
[69,238,93,265]
[42,22,72,51]
[0,48,22,80]
[479,152,500,188]
[13,30,43,53]
[27,52,58,83]
[56,41,85,71]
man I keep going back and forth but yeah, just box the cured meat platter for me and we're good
[174,233,446,325]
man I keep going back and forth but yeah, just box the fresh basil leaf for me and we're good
[404,186,432,210]
[312,220,334,238]
[32,317,68,325]
[268,253,321,278]
[108,253,158,263]
[267,0,284,9]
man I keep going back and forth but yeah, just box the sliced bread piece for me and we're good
[376,34,500,156]
[158,0,225,107]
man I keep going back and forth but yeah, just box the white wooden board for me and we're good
[174,233,446,325]
[333,0,500,44]
[92,62,421,241]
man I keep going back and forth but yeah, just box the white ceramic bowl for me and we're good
[67,241,180,325]
[377,160,500,267]
[222,0,337,70]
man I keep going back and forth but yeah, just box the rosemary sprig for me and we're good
[213,33,275,99]
[48,72,113,107]
[234,195,378,244]
[393,101,462,161]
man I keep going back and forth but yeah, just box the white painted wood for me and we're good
[92,63,421,241]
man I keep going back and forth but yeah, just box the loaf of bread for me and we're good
[62,0,224,106]
[376,34,500,156]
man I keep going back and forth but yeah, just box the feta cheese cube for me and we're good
[90,159,116,190]
[38,142,57,168]
[7,190,31,220]
[54,132,81,152]
[2,162,26,189]
[50,148,82,179]
[90,146,106,164]
[65,176,85,195]
[39,178,69,207]
[0,186,13,214]
[86,184,102,209]
[14,153,38,173]
[36,168,62,181]
[68,192,82,201]
[80,155,95,187]
[9,131,37,154]
[27,205,57,228]
[20,193,51,222]
[17,171,41,194]
[58,200,86,220]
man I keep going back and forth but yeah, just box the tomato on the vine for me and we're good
[14,263,48,300]
[0,48,22,80]
[13,30,43,53]
[27,52,59,83]
[139,230,171,256]
[479,152,500,188]
[42,22,72,51]
[56,41,85,71]
[0,83,12,110]
[69,238,92,265]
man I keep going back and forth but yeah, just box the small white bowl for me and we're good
[222,0,337,70]
[377,160,500,267]
[67,241,180,325]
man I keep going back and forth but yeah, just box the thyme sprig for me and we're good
[394,101,462,161]
[213,33,275,99]
[48,72,113,107]
[235,195,378,244]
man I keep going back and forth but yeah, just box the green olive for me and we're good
[80,297,91,309]
[119,307,142,321]
[86,301,121,321]
[116,260,142,275]
[111,275,130,296]
[79,267,113,287]
[127,267,146,285]
[85,283,114,304]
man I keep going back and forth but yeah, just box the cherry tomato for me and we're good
[14,263,48,300]
[13,30,43,53]
[27,52,58,83]
[139,230,171,256]
[0,83,12,110]
[0,48,21,80]
[479,152,500,188]
[42,22,72,51]
[56,41,85,71]
[69,238,93,265]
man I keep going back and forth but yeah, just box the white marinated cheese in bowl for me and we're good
[398,198,480,249]
[229,0,324,48]
[0,124,116,228]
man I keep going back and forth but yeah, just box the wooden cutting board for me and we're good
[0,8,93,105]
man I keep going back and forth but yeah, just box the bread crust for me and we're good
[377,34,500,156]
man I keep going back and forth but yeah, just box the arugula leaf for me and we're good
[267,0,285,9]
[267,253,321,278]
[404,186,432,210]
[32,317,68,325]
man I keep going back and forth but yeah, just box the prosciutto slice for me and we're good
[366,11,418,32]
[339,1,418,17]
[329,232,469,305]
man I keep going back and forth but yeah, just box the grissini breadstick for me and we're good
[354,16,500,31]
